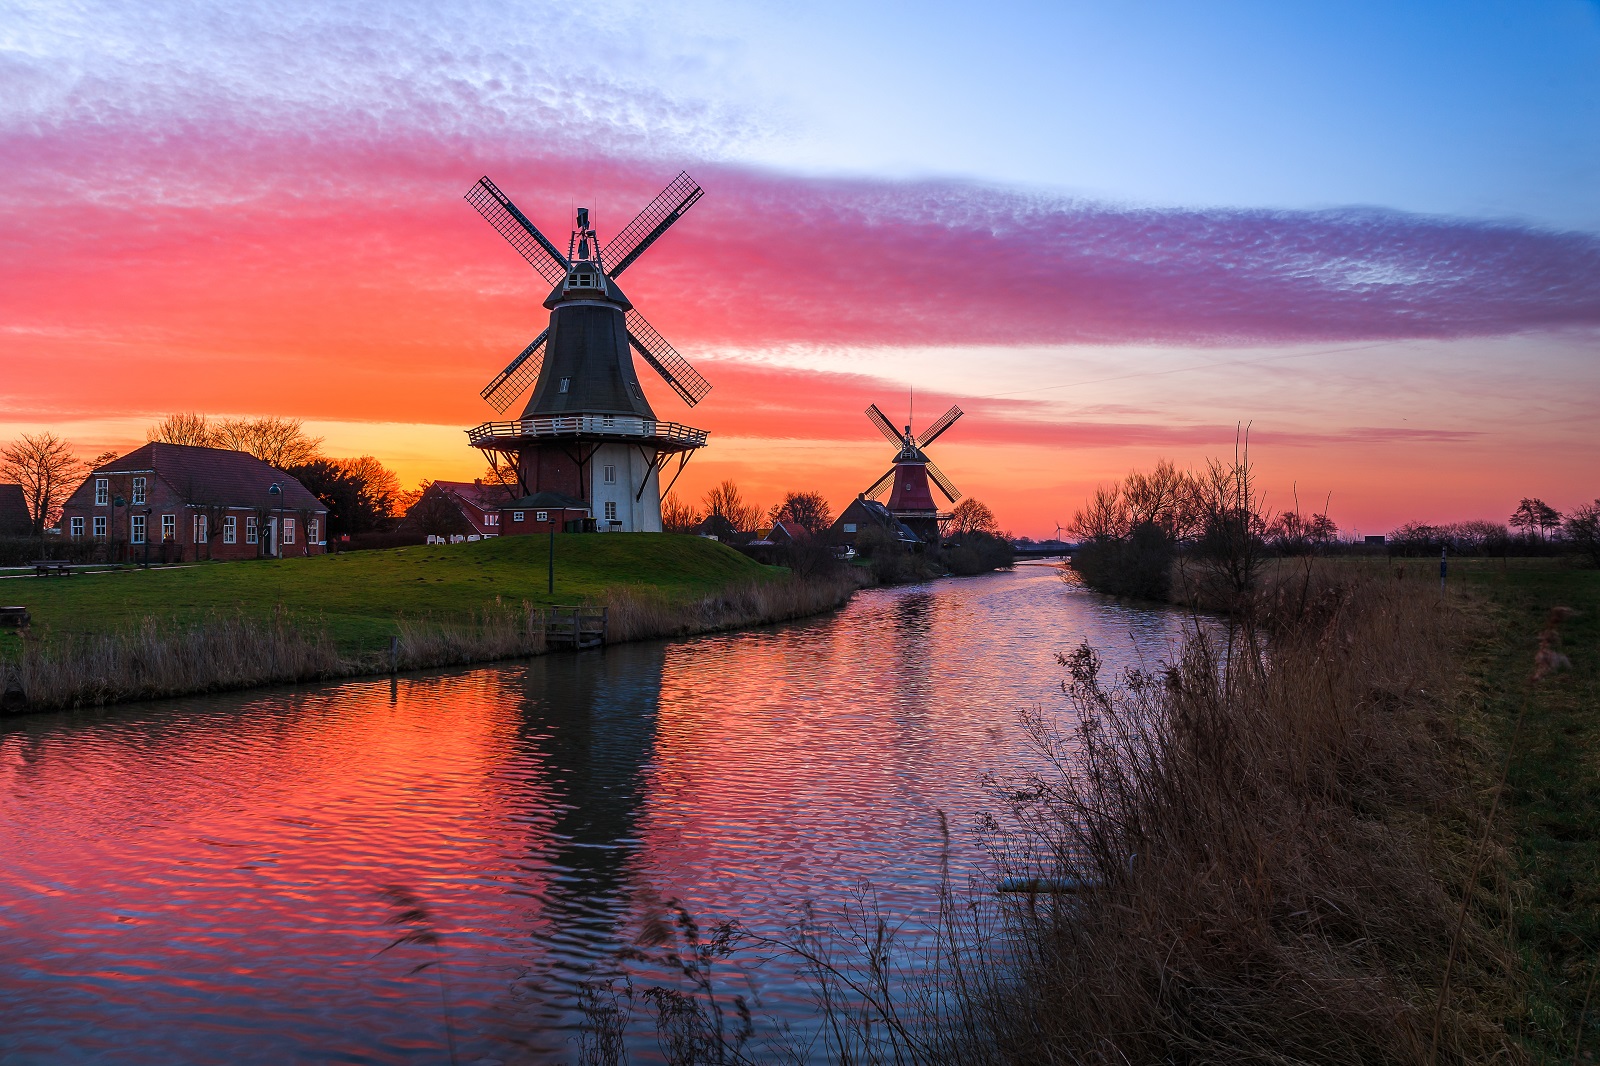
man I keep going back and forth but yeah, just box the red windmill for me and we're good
[861,402,964,542]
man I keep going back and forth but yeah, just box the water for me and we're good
[1,566,1192,1064]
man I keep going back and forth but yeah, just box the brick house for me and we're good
[0,483,30,536]
[400,479,519,538]
[58,443,328,562]
[496,491,592,534]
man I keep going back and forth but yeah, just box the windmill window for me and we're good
[559,377,571,393]
[604,501,618,522]
[603,465,616,484]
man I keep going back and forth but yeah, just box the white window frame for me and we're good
[93,515,107,539]
[70,516,84,538]
[283,517,295,545]
[130,514,146,545]
[535,510,548,522]
[559,377,571,393]
[161,514,176,542]
[132,476,146,505]
[604,501,618,522]
[223,515,237,544]
[513,511,524,522]
[309,518,320,544]
[193,514,207,543]
[94,478,108,506]
[603,464,616,484]
[844,523,856,533]
[245,516,258,544]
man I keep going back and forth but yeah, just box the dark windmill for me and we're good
[462,173,711,531]
[861,402,964,542]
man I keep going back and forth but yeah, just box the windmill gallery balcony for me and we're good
[467,415,708,452]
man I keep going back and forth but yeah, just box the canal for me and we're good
[1,566,1194,1064]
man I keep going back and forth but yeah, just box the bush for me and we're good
[942,530,1016,575]
[1070,521,1173,600]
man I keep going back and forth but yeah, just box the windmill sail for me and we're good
[464,177,570,285]
[480,330,549,412]
[864,467,896,500]
[918,405,963,447]
[626,310,712,407]
[925,460,961,503]
[603,172,704,279]
[864,404,904,446]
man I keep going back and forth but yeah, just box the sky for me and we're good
[2,0,1598,538]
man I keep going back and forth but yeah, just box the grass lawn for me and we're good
[1457,558,1600,1058]
[0,534,775,655]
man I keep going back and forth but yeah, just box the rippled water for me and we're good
[1,566,1192,1064]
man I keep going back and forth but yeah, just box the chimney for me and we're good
[474,478,482,486]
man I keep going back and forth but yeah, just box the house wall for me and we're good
[497,506,589,535]
[515,447,585,500]
[58,470,326,562]
[588,442,661,532]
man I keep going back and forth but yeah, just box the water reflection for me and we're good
[0,567,1195,1064]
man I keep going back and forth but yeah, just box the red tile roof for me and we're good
[96,443,325,512]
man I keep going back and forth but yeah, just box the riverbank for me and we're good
[0,536,866,713]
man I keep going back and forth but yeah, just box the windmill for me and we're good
[461,173,711,531]
[860,401,963,542]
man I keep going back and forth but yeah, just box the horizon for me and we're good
[3,1,1598,538]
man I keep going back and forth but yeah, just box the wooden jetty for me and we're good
[537,606,608,650]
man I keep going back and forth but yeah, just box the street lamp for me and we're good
[268,483,282,559]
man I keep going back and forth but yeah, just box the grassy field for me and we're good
[0,534,775,655]
[1457,558,1600,1059]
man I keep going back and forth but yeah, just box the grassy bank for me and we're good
[1458,559,1600,1058]
[0,536,865,713]
[1,534,771,653]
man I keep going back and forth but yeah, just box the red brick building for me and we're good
[497,492,592,534]
[58,443,327,562]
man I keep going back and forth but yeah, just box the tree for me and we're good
[404,481,472,537]
[0,432,85,537]
[211,416,324,468]
[1511,497,1562,541]
[662,493,700,534]
[89,450,120,468]
[702,480,763,533]
[336,455,404,520]
[147,412,215,447]
[1307,513,1338,544]
[1563,500,1600,568]
[948,498,998,537]
[481,461,522,497]
[769,490,833,535]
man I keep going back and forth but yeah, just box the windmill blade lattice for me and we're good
[918,405,964,448]
[864,404,904,446]
[626,310,712,407]
[603,172,704,279]
[480,330,549,412]
[864,467,896,500]
[925,460,961,503]
[464,177,570,286]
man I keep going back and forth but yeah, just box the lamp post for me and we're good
[268,483,282,559]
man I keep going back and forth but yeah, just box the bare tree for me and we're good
[769,490,833,535]
[948,498,999,536]
[1563,500,1600,568]
[662,493,700,534]
[212,416,324,468]
[147,412,215,447]
[0,432,85,537]
[702,480,763,533]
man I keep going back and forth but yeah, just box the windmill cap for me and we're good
[544,264,632,311]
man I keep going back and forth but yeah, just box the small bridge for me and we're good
[537,606,608,650]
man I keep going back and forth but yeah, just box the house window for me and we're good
[132,476,146,505]
[70,517,84,538]
[161,514,176,541]
[283,517,296,544]
[535,511,547,522]
[559,377,571,393]
[245,516,258,544]
[130,515,146,545]
[486,513,498,526]
[513,511,524,522]
[224,516,237,544]
[602,415,614,428]
[94,479,108,506]
[604,501,618,522]
[844,523,856,533]
[193,515,207,543]
[603,465,616,484]
[93,516,106,539]
[309,518,320,543]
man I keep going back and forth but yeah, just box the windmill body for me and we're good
[861,402,964,543]
[463,176,711,532]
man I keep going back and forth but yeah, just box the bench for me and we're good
[31,561,73,577]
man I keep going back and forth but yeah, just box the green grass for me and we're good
[1458,558,1600,1059]
[0,534,776,655]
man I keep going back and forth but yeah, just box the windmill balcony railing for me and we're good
[468,416,708,449]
